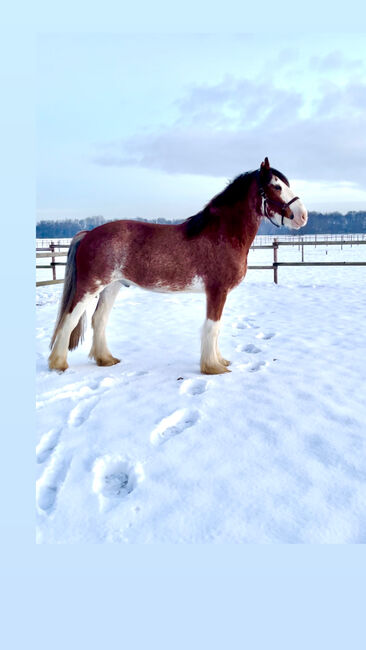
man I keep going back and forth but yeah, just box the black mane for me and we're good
[183,171,256,238]
[183,167,290,238]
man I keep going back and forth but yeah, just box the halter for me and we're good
[259,185,300,228]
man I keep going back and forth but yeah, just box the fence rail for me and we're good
[36,237,366,286]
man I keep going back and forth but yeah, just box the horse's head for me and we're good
[259,157,308,230]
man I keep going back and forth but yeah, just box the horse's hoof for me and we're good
[96,356,120,367]
[51,365,68,372]
[200,363,231,375]
[48,356,69,372]
[220,358,231,367]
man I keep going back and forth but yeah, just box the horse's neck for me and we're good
[218,193,261,251]
[240,181,262,245]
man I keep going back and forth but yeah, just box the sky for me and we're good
[37,34,366,221]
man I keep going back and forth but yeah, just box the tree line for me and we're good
[36,215,178,238]
[36,211,366,238]
[258,211,366,235]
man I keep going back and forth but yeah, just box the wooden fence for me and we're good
[249,238,366,283]
[36,238,366,287]
[36,243,70,287]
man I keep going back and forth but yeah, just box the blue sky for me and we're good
[37,34,366,220]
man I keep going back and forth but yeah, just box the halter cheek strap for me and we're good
[259,187,299,227]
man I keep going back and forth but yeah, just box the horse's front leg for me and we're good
[201,287,231,375]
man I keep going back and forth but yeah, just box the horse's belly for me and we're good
[119,274,205,294]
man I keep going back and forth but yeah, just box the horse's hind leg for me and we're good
[201,287,230,375]
[89,281,121,366]
[49,292,96,371]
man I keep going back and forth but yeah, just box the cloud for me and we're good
[310,50,364,73]
[314,80,366,119]
[93,72,366,188]
[174,76,303,128]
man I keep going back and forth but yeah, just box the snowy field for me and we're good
[36,251,366,543]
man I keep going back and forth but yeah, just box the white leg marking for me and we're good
[89,282,121,366]
[200,319,230,374]
[49,293,99,370]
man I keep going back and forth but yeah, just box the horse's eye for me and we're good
[274,184,281,191]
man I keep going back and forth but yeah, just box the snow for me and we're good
[36,248,366,543]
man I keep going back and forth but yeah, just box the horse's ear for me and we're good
[260,157,270,171]
[260,157,271,182]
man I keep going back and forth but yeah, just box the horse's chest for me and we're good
[212,250,247,287]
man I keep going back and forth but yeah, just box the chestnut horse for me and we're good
[49,158,308,374]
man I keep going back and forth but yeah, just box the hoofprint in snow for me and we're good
[36,270,366,543]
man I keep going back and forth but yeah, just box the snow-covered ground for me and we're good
[36,256,366,543]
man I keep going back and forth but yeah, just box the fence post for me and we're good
[50,241,56,281]
[273,237,278,284]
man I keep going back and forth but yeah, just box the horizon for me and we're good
[37,204,366,225]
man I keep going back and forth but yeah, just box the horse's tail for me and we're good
[50,230,88,351]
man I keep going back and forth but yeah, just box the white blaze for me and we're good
[269,177,308,229]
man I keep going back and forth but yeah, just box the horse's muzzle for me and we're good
[292,211,308,228]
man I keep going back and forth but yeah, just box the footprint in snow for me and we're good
[150,408,199,446]
[36,428,61,464]
[234,322,250,330]
[36,453,71,513]
[92,455,144,511]
[236,343,261,354]
[179,378,208,396]
[248,360,268,373]
[68,396,100,427]
[37,376,114,409]
[256,332,275,340]
[234,321,259,330]
[305,434,342,468]
[125,370,148,378]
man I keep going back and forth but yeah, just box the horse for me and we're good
[49,157,308,375]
